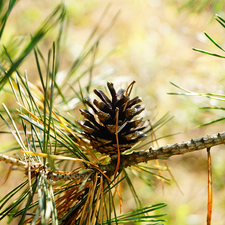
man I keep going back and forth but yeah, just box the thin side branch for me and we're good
[0,154,89,183]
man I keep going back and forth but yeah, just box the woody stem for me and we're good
[101,131,225,174]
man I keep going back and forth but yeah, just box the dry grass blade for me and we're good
[2,164,13,184]
[207,147,213,225]
[114,107,120,177]
[163,161,184,195]
[79,174,97,224]
[92,175,104,224]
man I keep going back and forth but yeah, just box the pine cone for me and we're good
[78,81,148,155]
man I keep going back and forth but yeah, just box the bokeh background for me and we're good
[1,0,225,224]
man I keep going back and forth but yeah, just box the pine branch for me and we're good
[102,131,225,175]
[2,131,225,179]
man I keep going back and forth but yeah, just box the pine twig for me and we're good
[0,154,89,182]
[102,131,225,174]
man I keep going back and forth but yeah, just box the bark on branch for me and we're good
[101,131,225,175]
